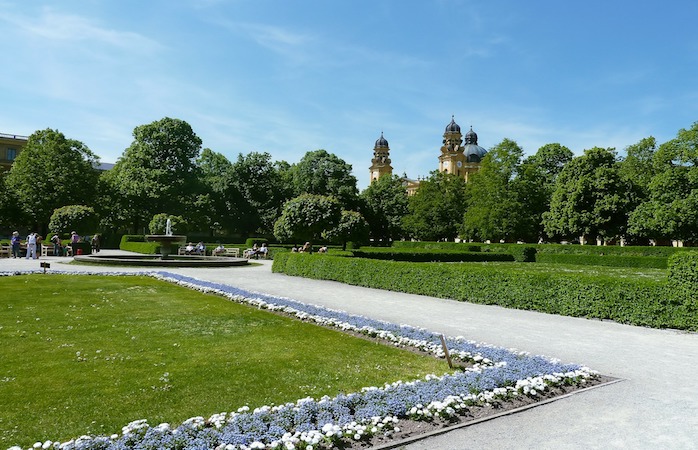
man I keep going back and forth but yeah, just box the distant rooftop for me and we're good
[0,133,29,141]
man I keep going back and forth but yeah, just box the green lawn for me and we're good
[0,275,447,447]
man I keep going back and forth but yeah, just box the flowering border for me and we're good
[3,270,598,450]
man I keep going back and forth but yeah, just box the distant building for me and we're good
[0,133,28,172]
[369,116,487,194]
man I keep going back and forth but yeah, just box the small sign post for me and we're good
[40,262,50,273]
[439,334,453,369]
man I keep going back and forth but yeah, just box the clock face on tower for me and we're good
[443,161,449,167]
[457,161,463,168]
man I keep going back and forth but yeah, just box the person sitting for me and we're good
[318,245,328,253]
[185,242,195,255]
[213,243,226,255]
[300,242,312,253]
[291,244,299,252]
[258,243,269,258]
[195,241,206,255]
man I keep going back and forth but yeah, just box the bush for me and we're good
[272,254,696,331]
[351,249,514,263]
[535,253,669,269]
[245,238,268,248]
[509,246,537,262]
[666,253,698,328]
[119,235,159,254]
[49,205,97,235]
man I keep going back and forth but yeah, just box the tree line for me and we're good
[1,117,697,246]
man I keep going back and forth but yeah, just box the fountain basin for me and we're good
[73,254,249,267]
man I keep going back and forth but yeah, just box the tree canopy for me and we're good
[402,171,467,241]
[5,128,99,233]
[273,194,342,243]
[360,174,409,242]
[290,150,359,210]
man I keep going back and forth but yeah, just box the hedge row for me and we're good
[391,241,693,257]
[272,253,698,331]
[351,249,515,263]
[119,235,160,254]
[535,253,669,269]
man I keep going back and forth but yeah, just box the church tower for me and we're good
[369,132,393,183]
[438,116,487,182]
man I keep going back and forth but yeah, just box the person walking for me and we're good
[11,231,21,258]
[25,232,37,260]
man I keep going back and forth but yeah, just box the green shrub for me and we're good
[119,235,159,254]
[535,253,669,269]
[273,254,696,331]
[351,249,514,263]
[245,238,268,248]
[509,246,537,262]
[666,253,698,328]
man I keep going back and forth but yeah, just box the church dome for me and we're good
[445,116,461,133]
[463,127,487,162]
[375,132,389,148]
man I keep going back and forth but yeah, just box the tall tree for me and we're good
[273,194,342,243]
[230,152,291,235]
[402,171,467,241]
[462,139,523,242]
[628,122,698,242]
[512,143,573,241]
[196,148,243,236]
[290,150,359,210]
[619,136,657,198]
[360,174,409,242]
[5,128,99,233]
[323,210,370,250]
[543,147,637,242]
[100,118,203,233]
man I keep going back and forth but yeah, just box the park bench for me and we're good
[0,245,10,258]
[213,247,239,257]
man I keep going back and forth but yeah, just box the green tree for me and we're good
[48,205,97,235]
[5,128,99,233]
[273,194,342,243]
[543,147,637,242]
[100,118,203,233]
[360,174,409,242]
[290,150,359,209]
[619,136,657,198]
[628,123,698,242]
[0,172,25,231]
[462,139,523,242]
[512,143,573,241]
[196,148,243,236]
[230,152,291,235]
[402,171,467,241]
[148,213,187,235]
[323,210,370,250]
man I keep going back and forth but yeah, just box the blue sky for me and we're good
[2,0,697,188]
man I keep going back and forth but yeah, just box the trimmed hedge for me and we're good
[272,253,697,331]
[535,253,669,269]
[392,241,695,257]
[119,235,159,254]
[351,249,514,263]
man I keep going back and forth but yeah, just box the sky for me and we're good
[2,0,698,188]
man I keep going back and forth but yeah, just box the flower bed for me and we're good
[3,270,599,450]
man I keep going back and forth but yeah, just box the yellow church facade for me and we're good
[369,116,487,194]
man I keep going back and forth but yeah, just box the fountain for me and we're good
[73,219,248,267]
[146,219,186,259]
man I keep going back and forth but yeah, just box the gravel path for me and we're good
[2,253,697,449]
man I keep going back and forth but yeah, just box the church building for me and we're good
[369,116,487,194]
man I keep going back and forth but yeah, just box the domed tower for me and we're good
[461,126,487,182]
[369,132,393,183]
[438,116,466,176]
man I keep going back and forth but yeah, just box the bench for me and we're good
[0,245,10,258]
[41,245,54,257]
[213,247,239,257]
[178,246,206,256]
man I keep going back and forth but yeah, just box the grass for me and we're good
[0,275,447,447]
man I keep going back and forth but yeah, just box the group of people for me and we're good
[8,231,100,258]
[246,242,269,258]
[290,242,326,253]
[184,241,206,255]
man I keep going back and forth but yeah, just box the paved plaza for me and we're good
[2,252,697,449]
